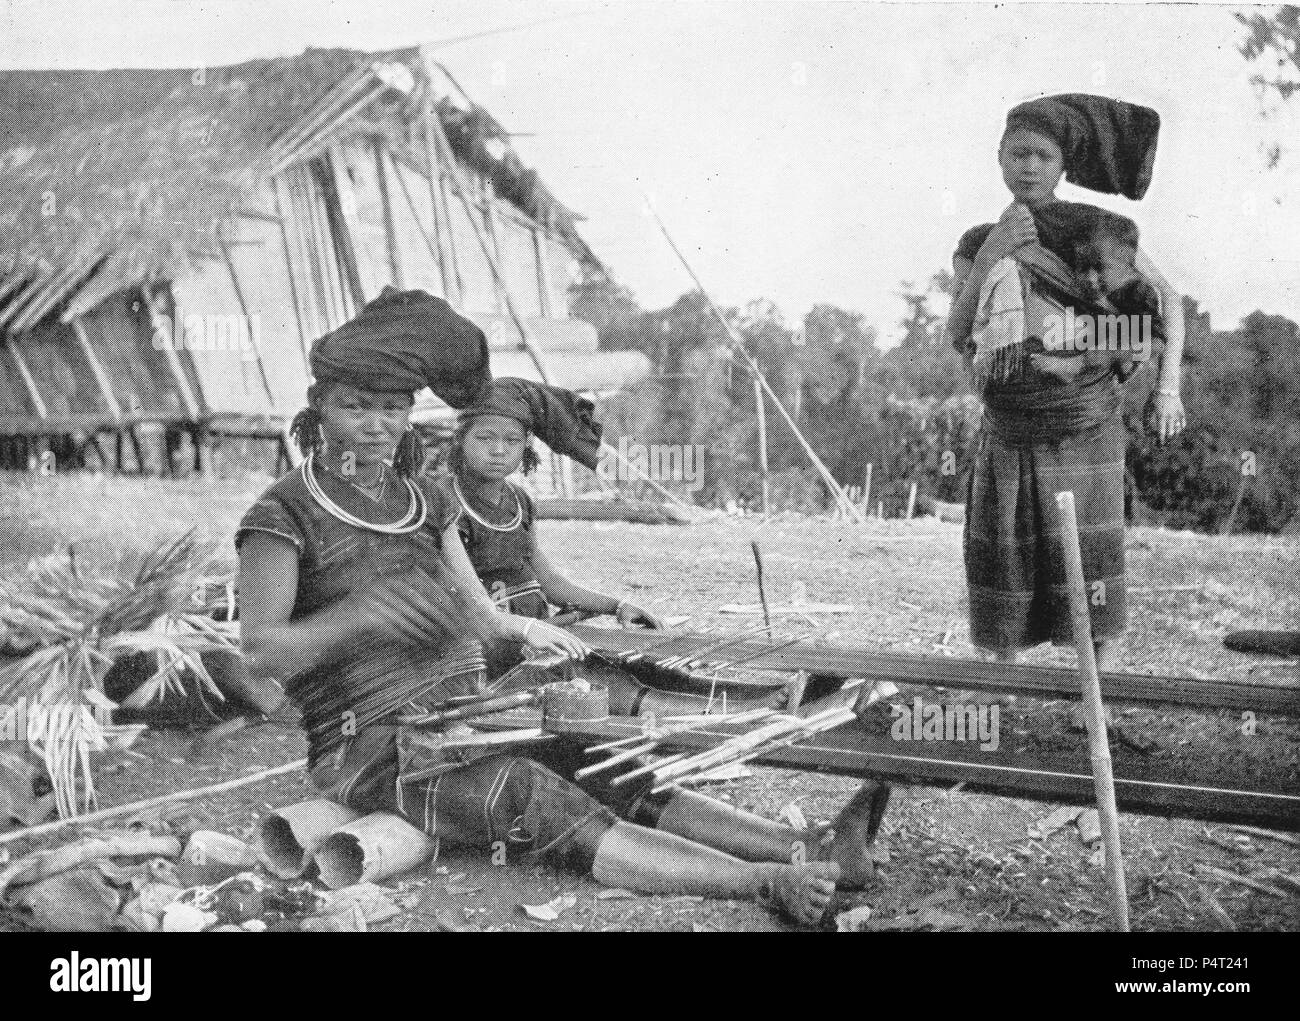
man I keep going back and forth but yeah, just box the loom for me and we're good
[468,624,1300,832]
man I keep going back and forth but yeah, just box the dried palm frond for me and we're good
[0,530,238,819]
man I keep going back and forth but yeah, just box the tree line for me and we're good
[571,274,1300,534]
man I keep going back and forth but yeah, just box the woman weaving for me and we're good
[945,94,1187,669]
[236,288,883,926]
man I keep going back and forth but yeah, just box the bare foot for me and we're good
[759,860,840,927]
[814,781,891,890]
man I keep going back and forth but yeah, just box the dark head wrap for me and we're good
[459,378,604,470]
[1003,94,1160,201]
[309,287,491,408]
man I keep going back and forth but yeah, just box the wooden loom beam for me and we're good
[536,714,1300,832]
[565,625,1300,716]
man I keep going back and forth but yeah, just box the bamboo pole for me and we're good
[417,52,552,389]
[906,481,918,520]
[1056,490,1129,931]
[69,317,121,423]
[861,464,873,517]
[751,540,773,637]
[215,226,277,409]
[271,177,314,373]
[373,139,405,288]
[5,335,48,420]
[0,759,307,847]
[391,146,448,289]
[324,142,371,308]
[754,377,770,516]
[140,286,201,422]
[1221,471,1249,537]
[644,201,862,522]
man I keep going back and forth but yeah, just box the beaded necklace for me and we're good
[452,475,523,533]
[303,451,427,535]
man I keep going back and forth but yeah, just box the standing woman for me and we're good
[946,95,1187,669]
[236,288,850,926]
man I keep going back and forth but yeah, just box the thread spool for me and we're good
[314,812,437,889]
[256,800,362,880]
[542,680,609,724]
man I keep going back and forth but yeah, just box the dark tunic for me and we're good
[235,462,469,770]
[235,462,620,866]
[436,475,549,620]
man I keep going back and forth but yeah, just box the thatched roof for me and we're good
[0,46,599,329]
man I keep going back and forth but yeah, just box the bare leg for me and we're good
[591,821,839,927]
[650,781,889,890]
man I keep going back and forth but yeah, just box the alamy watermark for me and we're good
[0,697,111,742]
[1040,309,1154,361]
[597,436,706,492]
[151,312,261,361]
[891,697,1001,751]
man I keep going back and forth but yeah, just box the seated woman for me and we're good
[236,288,882,926]
[435,377,789,717]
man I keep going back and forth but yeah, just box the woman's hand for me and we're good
[974,202,1038,271]
[616,600,663,630]
[506,615,590,660]
[1145,390,1187,443]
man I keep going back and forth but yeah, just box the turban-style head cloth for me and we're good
[1003,93,1161,201]
[459,378,604,471]
[310,287,492,408]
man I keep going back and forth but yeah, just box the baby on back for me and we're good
[1030,207,1163,383]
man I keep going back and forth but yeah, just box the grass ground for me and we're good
[1,470,1297,932]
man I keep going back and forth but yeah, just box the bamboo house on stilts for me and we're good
[0,47,648,486]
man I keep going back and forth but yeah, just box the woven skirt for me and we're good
[963,416,1127,654]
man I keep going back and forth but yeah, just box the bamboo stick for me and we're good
[861,463,873,517]
[906,482,918,520]
[644,200,863,522]
[575,708,775,778]
[610,750,691,785]
[1056,490,1129,931]
[668,707,858,788]
[647,704,836,785]
[650,704,856,792]
[755,377,770,517]
[751,541,773,637]
[0,759,306,847]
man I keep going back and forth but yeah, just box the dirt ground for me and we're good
[1,472,1297,932]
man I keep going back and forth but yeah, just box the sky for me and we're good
[2,1,1297,342]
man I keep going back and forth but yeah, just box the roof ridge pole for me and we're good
[644,199,864,523]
